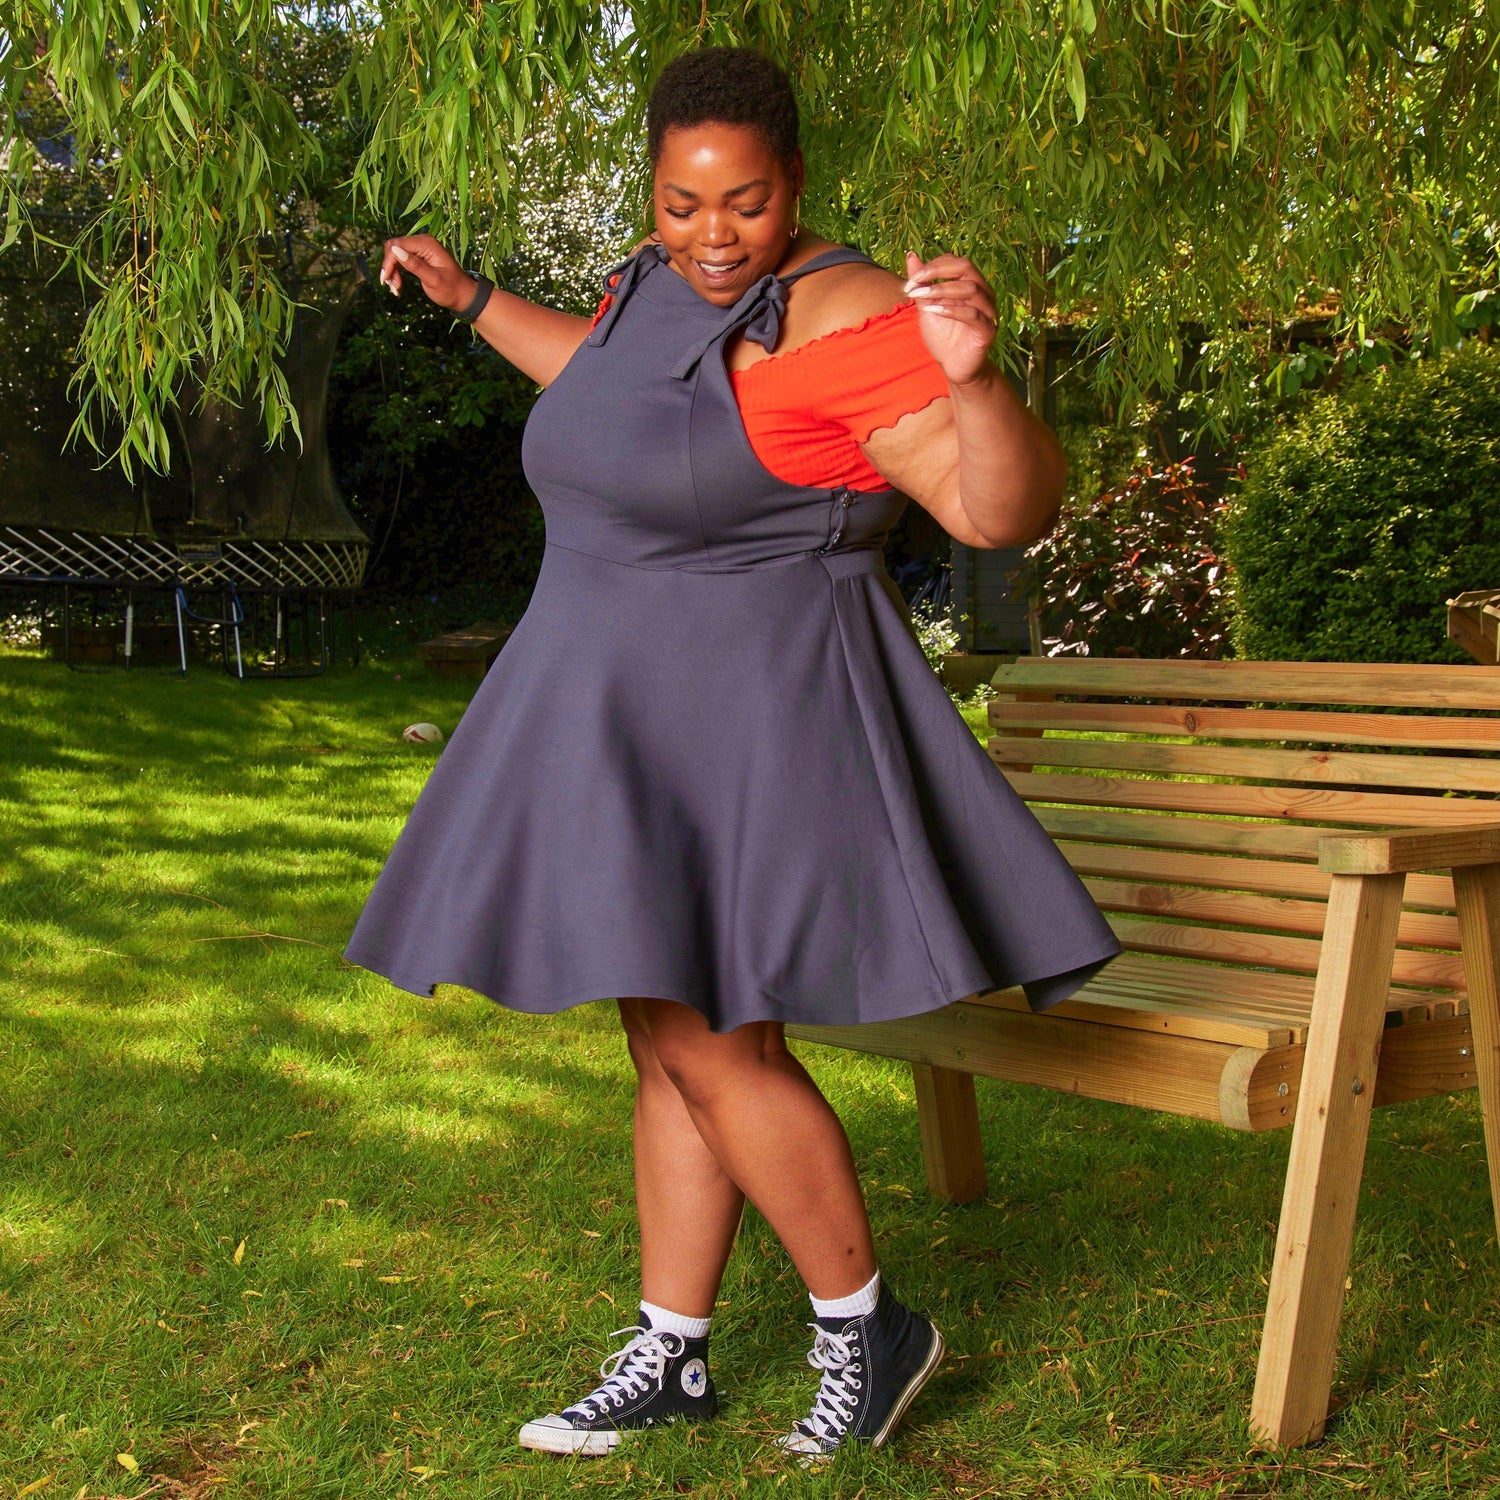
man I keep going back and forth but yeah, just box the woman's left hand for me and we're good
[904,251,999,388]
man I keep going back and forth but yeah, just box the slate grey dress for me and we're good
[345,243,1121,1033]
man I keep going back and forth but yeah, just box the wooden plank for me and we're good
[1110,912,1458,996]
[1004,771,1492,829]
[1448,591,1500,666]
[1035,806,1329,859]
[1082,877,1461,951]
[1319,822,1500,876]
[788,1003,1237,1124]
[988,735,1498,794]
[986,688,1053,774]
[1223,1014,1486,1131]
[1057,841,1459,912]
[911,1064,987,1202]
[992,656,1500,710]
[977,984,1296,1046]
[1250,871,1408,1449]
[415,620,511,661]
[1453,863,1500,1245]
[1220,1045,1302,1132]
[1107,916,1466,992]
[1082,952,1434,1015]
[1372,1013,1484,1105]
[988,699,1500,752]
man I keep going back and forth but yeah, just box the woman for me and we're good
[350,46,1119,1462]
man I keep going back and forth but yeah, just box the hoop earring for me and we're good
[641,201,659,241]
[791,196,802,239]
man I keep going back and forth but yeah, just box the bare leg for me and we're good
[619,999,745,1318]
[624,998,877,1302]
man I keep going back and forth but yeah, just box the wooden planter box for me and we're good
[937,652,1012,696]
[415,620,513,681]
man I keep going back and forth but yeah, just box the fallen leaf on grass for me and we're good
[17,1474,53,1497]
[233,1240,246,1265]
[581,1230,601,1239]
[116,1454,138,1472]
[323,1198,349,1208]
[288,1131,314,1142]
[156,1319,178,1333]
[343,1258,365,1268]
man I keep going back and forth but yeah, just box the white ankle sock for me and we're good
[809,1269,881,1321]
[638,1299,712,1341]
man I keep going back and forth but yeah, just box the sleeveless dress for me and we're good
[344,243,1121,1033]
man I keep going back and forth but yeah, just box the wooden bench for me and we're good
[787,656,1500,1449]
[415,619,512,680]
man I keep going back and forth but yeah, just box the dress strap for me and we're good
[776,244,877,285]
[668,244,878,381]
[583,242,671,350]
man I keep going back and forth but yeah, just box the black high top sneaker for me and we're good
[517,1311,717,1457]
[777,1285,945,1461]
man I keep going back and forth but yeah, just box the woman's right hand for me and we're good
[378,234,478,314]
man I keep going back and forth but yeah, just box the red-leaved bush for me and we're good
[1022,457,1236,659]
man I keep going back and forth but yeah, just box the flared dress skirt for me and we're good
[344,244,1121,1033]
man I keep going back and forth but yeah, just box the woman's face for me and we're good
[651,122,805,306]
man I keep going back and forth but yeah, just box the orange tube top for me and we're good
[589,295,951,493]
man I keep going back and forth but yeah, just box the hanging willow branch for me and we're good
[1,0,1496,475]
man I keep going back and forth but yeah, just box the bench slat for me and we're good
[1004,771,1491,828]
[993,656,1500,709]
[1083,877,1461,950]
[988,736,1499,794]
[1108,916,1468,991]
[1036,806,1328,858]
[1093,952,1456,1020]
[1084,953,1451,1026]
[1057,841,1458,911]
[977,986,1298,1047]
[989,700,1500,752]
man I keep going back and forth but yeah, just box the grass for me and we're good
[2,645,1497,1500]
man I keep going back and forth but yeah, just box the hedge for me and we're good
[1223,340,1500,663]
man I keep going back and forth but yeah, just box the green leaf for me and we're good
[1063,36,1088,124]
[1228,73,1248,155]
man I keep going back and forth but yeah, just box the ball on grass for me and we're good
[402,722,444,744]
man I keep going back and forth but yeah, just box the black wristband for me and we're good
[456,274,495,323]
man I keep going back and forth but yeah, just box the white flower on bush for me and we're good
[909,599,962,671]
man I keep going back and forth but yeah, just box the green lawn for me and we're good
[2,646,1496,1499]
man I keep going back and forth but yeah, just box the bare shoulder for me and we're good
[786,257,910,344]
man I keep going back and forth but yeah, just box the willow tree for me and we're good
[1,0,1495,476]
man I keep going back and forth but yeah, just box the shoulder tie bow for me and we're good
[668,272,788,381]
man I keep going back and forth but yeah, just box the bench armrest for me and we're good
[1318,821,1500,876]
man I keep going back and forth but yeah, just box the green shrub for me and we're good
[1223,340,1500,662]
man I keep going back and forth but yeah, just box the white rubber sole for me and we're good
[872,1322,946,1448]
[517,1417,622,1457]
[779,1321,947,1463]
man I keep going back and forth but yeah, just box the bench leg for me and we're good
[913,1063,986,1202]
[1250,871,1406,1449]
[1455,862,1500,1245]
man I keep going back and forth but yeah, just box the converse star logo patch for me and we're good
[680,1358,708,1397]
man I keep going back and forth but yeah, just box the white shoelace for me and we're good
[796,1325,864,1439]
[565,1326,682,1420]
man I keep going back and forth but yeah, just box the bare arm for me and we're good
[378,234,592,388]
[860,253,1066,550]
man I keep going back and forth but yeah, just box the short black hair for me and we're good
[646,47,800,169]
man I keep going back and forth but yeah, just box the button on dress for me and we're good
[344,243,1121,1033]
